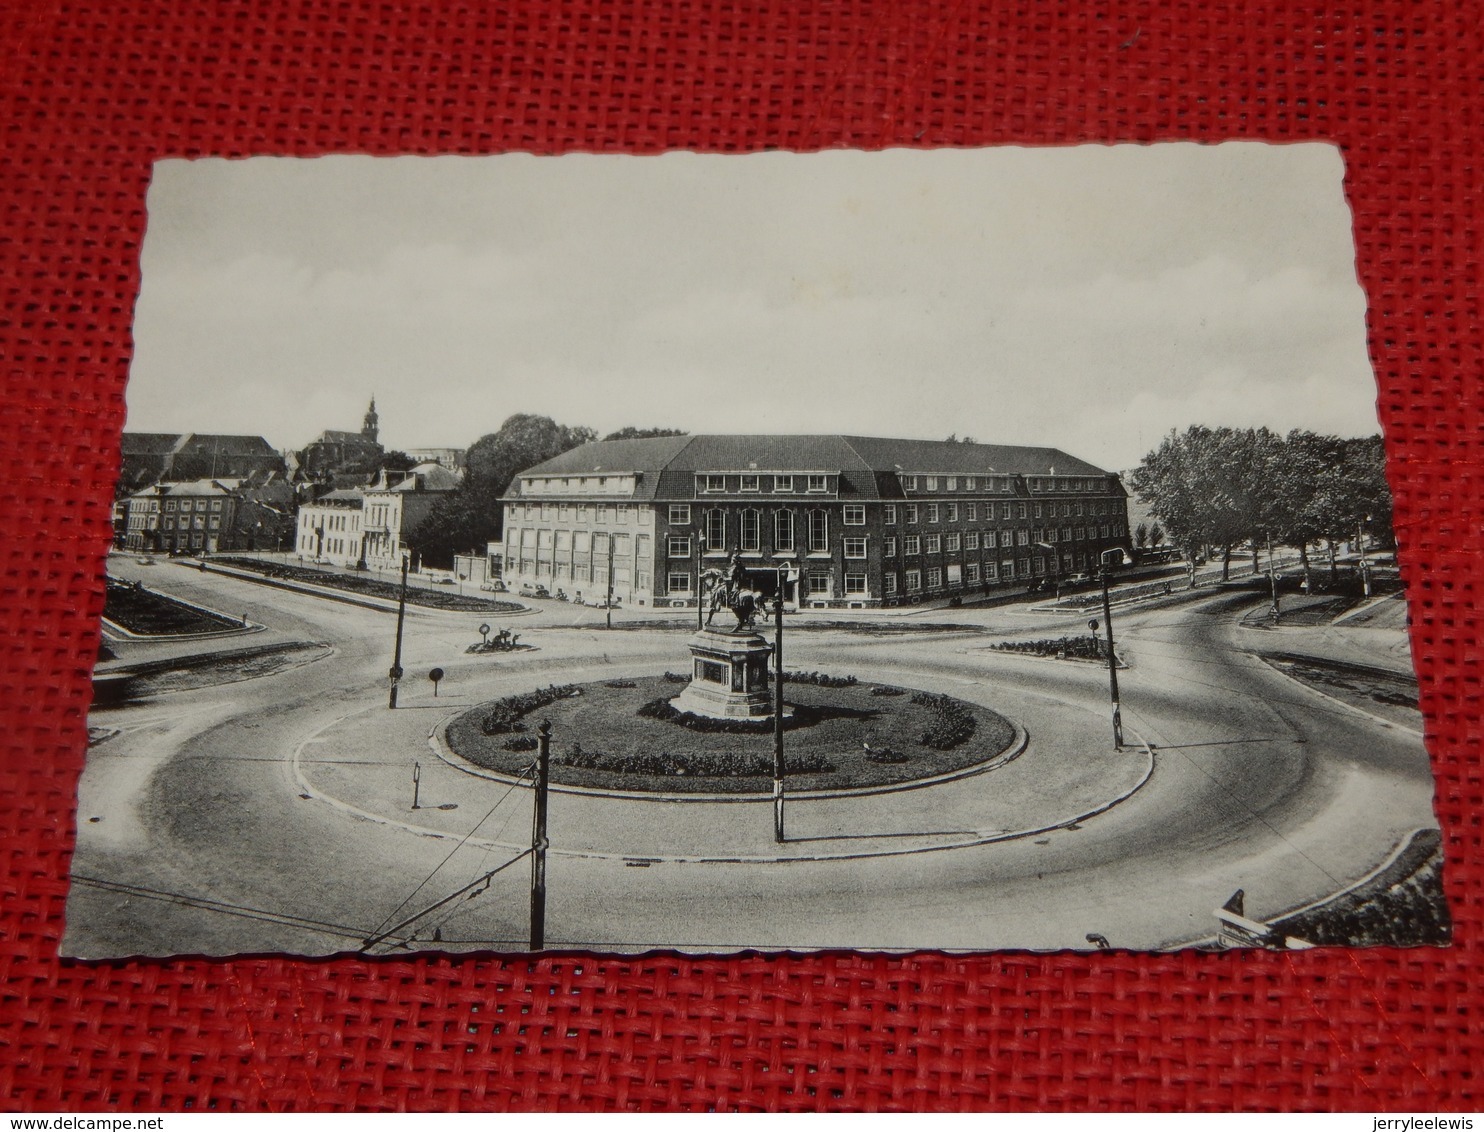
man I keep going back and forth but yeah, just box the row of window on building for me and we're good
[505,530,655,594]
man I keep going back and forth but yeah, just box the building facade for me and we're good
[117,432,285,495]
[295,489,366,566]
[501,435,1130,609]
[296,400,384,480]
[122,478,294,554]
[359,463,461,569]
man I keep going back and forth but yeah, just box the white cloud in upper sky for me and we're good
[127,144,1379,470]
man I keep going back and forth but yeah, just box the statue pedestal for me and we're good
[671,627,774,719]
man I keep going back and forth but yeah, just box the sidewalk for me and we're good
[292,676,1153,865]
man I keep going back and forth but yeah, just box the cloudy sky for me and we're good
[127,143,1379,471]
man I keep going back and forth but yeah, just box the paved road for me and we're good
[64,556,1437,957]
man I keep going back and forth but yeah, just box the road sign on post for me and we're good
[428,667,444,696]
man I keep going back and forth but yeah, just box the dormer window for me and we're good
[740,474,760,493]
[901,475,918,491]
[702,474,725,493]
[807,475,827,493]
[774,475,794,493]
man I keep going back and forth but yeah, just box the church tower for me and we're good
[362,397,379,443]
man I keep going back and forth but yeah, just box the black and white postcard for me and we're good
[69,145,1448,957]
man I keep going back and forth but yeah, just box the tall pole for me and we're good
[1356,517,1371,596]
[696,527,705,631]
[529,719,552,951]
[605,536,615,631]
[772,593,785,843]
[1266,531,1280,623]
[1100,557,1123,750]
[388,554,409,708]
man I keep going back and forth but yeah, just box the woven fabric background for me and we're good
[1,0,1480,1111]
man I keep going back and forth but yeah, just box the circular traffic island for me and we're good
[443,673,1020,795]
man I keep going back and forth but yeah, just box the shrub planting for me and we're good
[911,691,977,749]
[992,636,1106,661]
[781,670,858,688]
[557,741,834,779]
[481,683,580,735]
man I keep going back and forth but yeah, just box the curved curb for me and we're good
[1255,655,1424,738]
[427,711,1030,803]
[101,617,265,643]
[292,713,1154,865]
[196,560,531,618]
[967,645,1128,672]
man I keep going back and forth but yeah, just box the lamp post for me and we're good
[772,592,786,843]
[387,553,409,709]
[1356,516,1372,597]
[1266,532,1281,624]
[695,525,706,631]
[1096,547,1132,750]
[1035,541,1060,599]
[765,559,797,843]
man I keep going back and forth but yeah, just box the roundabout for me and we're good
[65,554,1447,957]
[441,674,1021,796]
[291,661,1153,864]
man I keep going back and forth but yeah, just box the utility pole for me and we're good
[1266,532,1281,623]
[773,592,785,843]
[605,536,615,631]
[1098,549,1125,750]
[696,526,706,631]
[388,554,409,708]
[529,720,552,951]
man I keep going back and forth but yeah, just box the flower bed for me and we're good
[444,675,1017,794]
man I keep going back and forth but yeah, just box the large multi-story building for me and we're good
[117,432,285,495]
[359,463,461,569]
[122,477,295,554]
[294,488,366,566]
[501,435,1130,609]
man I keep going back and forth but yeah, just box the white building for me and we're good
[360,463,461,569]
[295,489,365,567]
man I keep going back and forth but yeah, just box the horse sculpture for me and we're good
[700,566,770,631]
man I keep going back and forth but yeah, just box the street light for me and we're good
[1035,541,1061,599]
[1096,546,1133,750]
[1265,532,1281,625]
[388,553,409,709]
[1356,515,1372,597]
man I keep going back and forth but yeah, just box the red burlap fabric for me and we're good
[1,0,1479,1111]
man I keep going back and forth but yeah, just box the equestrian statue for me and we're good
[701,548,770,630]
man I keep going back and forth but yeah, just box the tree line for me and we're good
[1128,426,1394,585]
[410,416,685,566]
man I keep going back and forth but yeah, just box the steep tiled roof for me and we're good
[175,433,279,455]
[510,434,1114,502]
[366,463,461,493]
[119,432,185,455]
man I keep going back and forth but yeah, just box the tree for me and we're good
[1130,427,1242,586]
[1134,522,1149,549]
[379,450,418,473]
[1148,522,1165,548]
[410,413,597,567]
[601,426,688,442]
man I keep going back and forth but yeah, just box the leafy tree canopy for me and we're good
[601,426,688,442]
[410,413,596,567]
[1130,425,1392,580]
